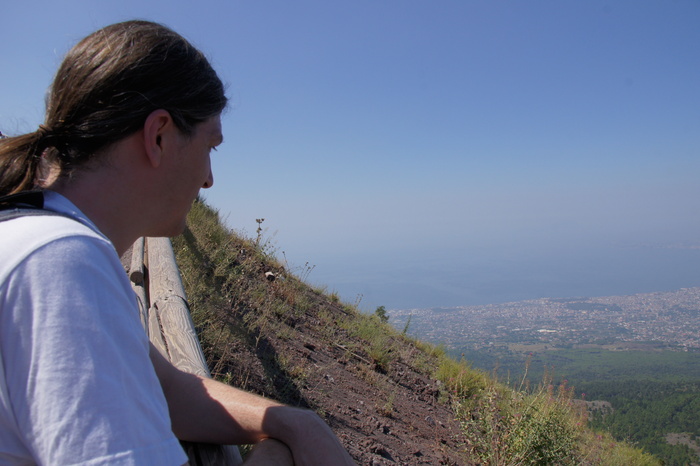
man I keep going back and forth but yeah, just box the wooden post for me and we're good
[128,237,149,333]
[147,237,243,465]
[126,237,243,465]
[147,237,210,376]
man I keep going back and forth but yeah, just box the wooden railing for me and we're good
[125,237,243,465]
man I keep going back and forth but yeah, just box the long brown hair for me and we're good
[0,20,227,195]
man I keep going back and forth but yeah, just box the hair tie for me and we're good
[34,124,69,157]
[36,125,53,140]
[33,125,55,157]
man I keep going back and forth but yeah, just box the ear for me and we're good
[143,109,175,168]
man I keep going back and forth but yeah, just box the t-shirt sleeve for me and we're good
[0,234,187,465]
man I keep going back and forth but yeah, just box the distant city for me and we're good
[388,287,700,352]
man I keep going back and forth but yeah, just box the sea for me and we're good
[305,244,700,311]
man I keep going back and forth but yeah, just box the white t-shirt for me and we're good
[0,191,187,465]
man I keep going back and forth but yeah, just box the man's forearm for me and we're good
[152,345,355,464]
[151,344,283,444]
[171,375,283,443]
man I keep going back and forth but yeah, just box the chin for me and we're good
[167,221,188,238]
[150,218,188,239]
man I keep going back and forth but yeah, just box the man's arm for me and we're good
[150,344,355,465]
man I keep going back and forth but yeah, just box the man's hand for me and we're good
[242,439,293,465]
[263,406,355,465]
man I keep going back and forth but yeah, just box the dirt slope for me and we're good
[217,293,470,465]
[166,207,475,464]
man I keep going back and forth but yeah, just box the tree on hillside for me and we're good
[375,305,389,323]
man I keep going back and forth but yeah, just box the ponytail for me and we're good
[0,130,46,195]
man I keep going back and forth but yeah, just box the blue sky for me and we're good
[2,1,699,311]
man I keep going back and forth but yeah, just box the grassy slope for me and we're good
[172,199,660,465]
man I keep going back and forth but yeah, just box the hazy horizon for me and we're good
[3,1,699,313]
[287,240,700,310]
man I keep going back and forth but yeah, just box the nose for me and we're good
[202,168,214,189]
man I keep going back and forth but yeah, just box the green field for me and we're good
[455,344,700,385]
[455,346,700,465]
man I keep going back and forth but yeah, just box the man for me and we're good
[0,20,354,465]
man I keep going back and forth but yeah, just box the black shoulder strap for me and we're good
[0,191,74,223]
[0,190,45,209]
